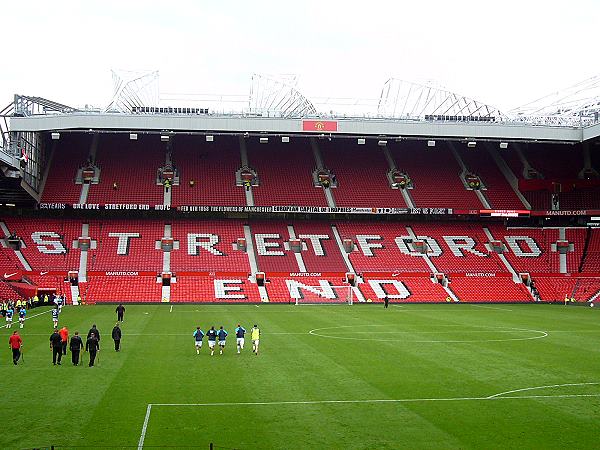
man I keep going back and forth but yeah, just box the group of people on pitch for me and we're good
[193,324,260,356]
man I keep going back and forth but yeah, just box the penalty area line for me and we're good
[138,385,600,448]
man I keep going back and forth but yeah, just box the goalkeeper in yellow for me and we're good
[251,324,260,356]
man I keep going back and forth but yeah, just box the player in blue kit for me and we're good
[217,326,228,355]
[235,324,246,354]
[18,307,26,328]
[206,326,217,356]
[193,327,204,355]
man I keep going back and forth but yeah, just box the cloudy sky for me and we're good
[1,0,598,115]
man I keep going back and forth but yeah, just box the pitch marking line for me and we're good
[137,382,600,449]
[470,305,513,311]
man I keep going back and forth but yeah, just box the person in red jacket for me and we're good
[8,331,22,365]
[59,326,69,356]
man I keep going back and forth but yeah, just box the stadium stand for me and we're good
[248,139,328,207]
[86,134,164,206]
[319,140,407,207]
[449,276,533,302]
[170,135,246,206]
[391,141,482,209]
[456,147,525,209]
[292,221,347,273]
[251,221,299,272]
[86,276,161,303]
[171,276,262,303]
[40,133,89,204]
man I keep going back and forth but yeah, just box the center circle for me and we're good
[307,324,548,343]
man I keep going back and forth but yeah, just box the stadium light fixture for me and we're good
[51,132,60,140]
[259,137,268,144]
[467,141,477,148]
[427,140,436,147]
[499,142,509,149]
[160,135,170,142]
[206,135,214,142]
[357,138,366,145]
[281,136,290,143]
[129,133,138,140]
[378,140,388,147]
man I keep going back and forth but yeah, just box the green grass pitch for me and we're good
[1,303,599,449]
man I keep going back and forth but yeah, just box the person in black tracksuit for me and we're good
[384,296,389,308]
[87,324,101,343]
[70,331,84,366]
[116,304,125,322]
[112,323,122,351]
[86,333,100,367]
[50,328,63,365]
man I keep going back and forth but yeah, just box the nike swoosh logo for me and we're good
[40,271,49,275]
[3,272,17,279]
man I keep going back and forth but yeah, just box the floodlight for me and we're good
[51,132,60,140]
[378,140,388,147]
[259,137,268,144]
[206,135,214,142]
[427,140,436,147]
[467,141,477,148]
[160,135,170,142]
[357,138,366,145]
[129,133,138,140]
[499,142,508,149]
[281,136,290,143]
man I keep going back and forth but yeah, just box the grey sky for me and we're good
[2,0,598,114]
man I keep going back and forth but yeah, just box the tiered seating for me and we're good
[335,222,432,272]
[488,225,559,273]
[251,221,299,272]
[86,134,164,205]
[320,140,406,208]
[87,220,163,271]
[500,149,525,179]
[582,228,600,272]
[525,144,583,179]
[391,142,482,209]
[449,277,532,302]
[523,191,551,210]
[41,133,89,204]
[535,277,578,302]
[565,228,586,273]
[360,276,449,303]
[266,276,352,303]
[574,278,600,301]
[170,220,250,272]
[248,139,327,207]
[171,135,246,206]
[560,187,600,209]
[171,276,262,303]
[410,223,506,273]
[457,148,524,209]
[0,248,22,273]
[3,218,80,271]
[0,281,22,300]
[292,222,347,272]
[86,276,161,302]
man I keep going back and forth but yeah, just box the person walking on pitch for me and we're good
[251,324,260,356]
[85,333,100,367]
[8,331,22,365]
[206,326,217,356]
[112,322,122,351]
[59,326,69,356]
[115,304,125,322]
[70,331,83,365]
[193,327,204,354]
[87,324,101,342]
[50,328,63,365]
[217,326,228,355]
[235,324,246,354]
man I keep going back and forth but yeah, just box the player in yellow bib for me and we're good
[251,324,260,356]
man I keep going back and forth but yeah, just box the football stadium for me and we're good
[1,3,600,449]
